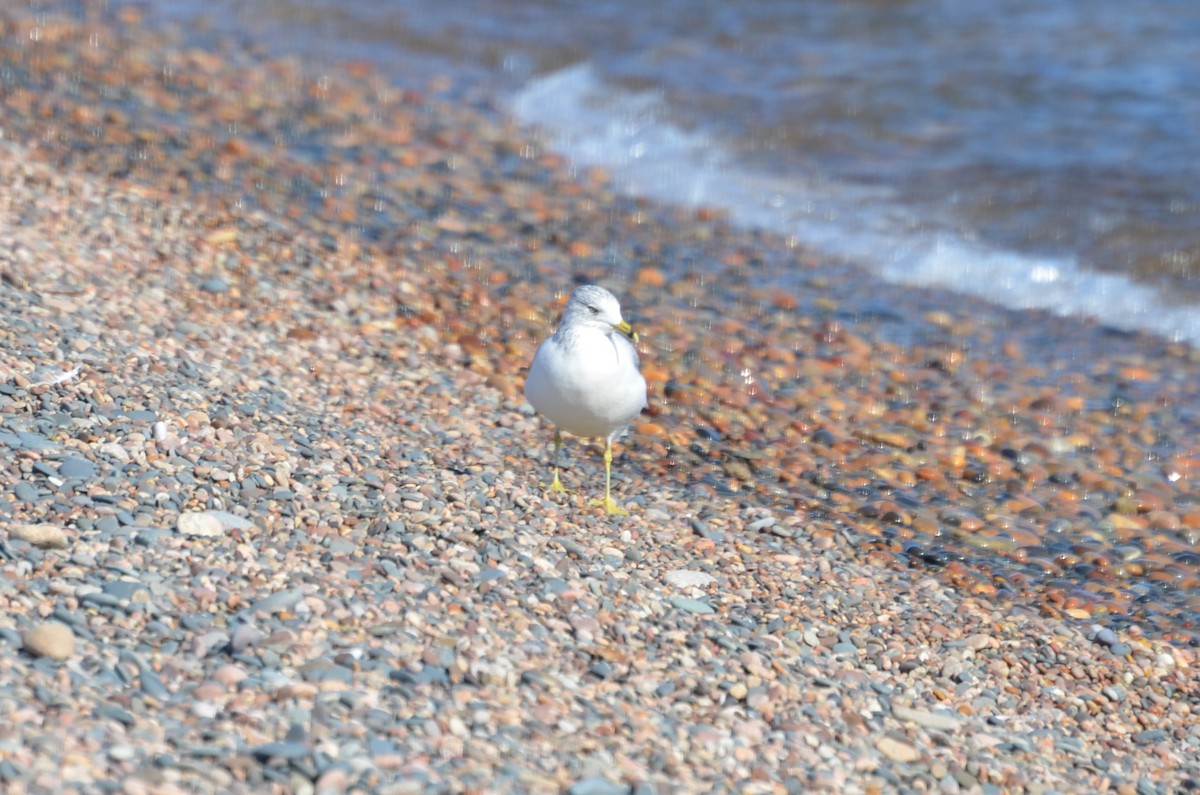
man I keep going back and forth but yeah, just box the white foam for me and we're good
[511,64,1200,345]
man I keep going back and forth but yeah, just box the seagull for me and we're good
[524,285,648,515]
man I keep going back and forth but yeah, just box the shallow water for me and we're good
[155,0,1200,342]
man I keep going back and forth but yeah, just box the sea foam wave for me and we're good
[511,64,1200,345]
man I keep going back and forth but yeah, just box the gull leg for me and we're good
[590,438,629,515]
[548,429,568,493]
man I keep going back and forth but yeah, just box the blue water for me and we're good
[155,0,1200,342]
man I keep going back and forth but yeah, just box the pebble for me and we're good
[668,597,715,615]
[568,778,629,795]
[251,589,306,615]
[230,623,265,652]
[58,456,97,479]
[876,736,921,763]
[9,523,69,549]
[176,511,223,537]
[891,705,962,732]
[12,482,38,502]
[664,569,717,588]
[22,621,76,660]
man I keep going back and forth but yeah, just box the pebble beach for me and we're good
[1,6,1198,795]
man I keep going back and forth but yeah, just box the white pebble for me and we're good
[665,569,717,589]
[177,511,223,537]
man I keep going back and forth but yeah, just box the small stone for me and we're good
[1132,729,1168,745]
[177,511,223,537]
[97,443,130,462]
[108,745,136,762]
[13,482,38,502]
[876,735,920,763]
[892,705,962,732]
[23,621,76,660]
[178,510,255,537]
[746,516,777,532]
[315,767,350,795]
[103,580,150,603]
[11,523,69,549]
[251,741,309,761]
[252,589,305,615]
[664,569,716,589]
[58,456,98,479]
[567,777,627,795]
[230,623,264,652]
[668,597,715,615]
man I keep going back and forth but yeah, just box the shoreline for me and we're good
[0,6,1197,793]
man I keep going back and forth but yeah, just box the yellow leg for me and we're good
[590,439,629,515]
[548,429,568,493]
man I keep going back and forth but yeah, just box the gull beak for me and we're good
[614,320,639,344]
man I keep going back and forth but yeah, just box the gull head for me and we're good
[561,284,638,342]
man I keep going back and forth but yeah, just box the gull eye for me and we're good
[587,304,599,315]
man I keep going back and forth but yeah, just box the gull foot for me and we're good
[590,497,629,516]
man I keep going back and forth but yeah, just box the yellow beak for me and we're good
[614,321,639,344]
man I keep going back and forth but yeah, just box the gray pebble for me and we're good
[17,432,57,451]
[251,588,305,615]
[550,536,588,558]
[95,703,135,727]
[134,528,171,546]
[568,777,629,795]
[251,741,309,762]
[690,519,725,542]
[33,462,58,477]
[58,456,98,479]
[669,597,715,615]
[13,482,38,502]
[389,665,448,687]
[1137,778,1163,795]
[1132,729,1169,745]
[103,580,150,602]
[230,623,265,653]
[80,592,122,609]
[94,516,120,534]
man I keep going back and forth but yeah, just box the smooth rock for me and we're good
[876,735,920,763]
[10,523,69,549]
[669,597,715,615]
[58,456,97,479]
[567,777,629,795]
[177,511,223,537]
[23,621,76,660]
[230,623,265,653]
[892,705,963,732]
